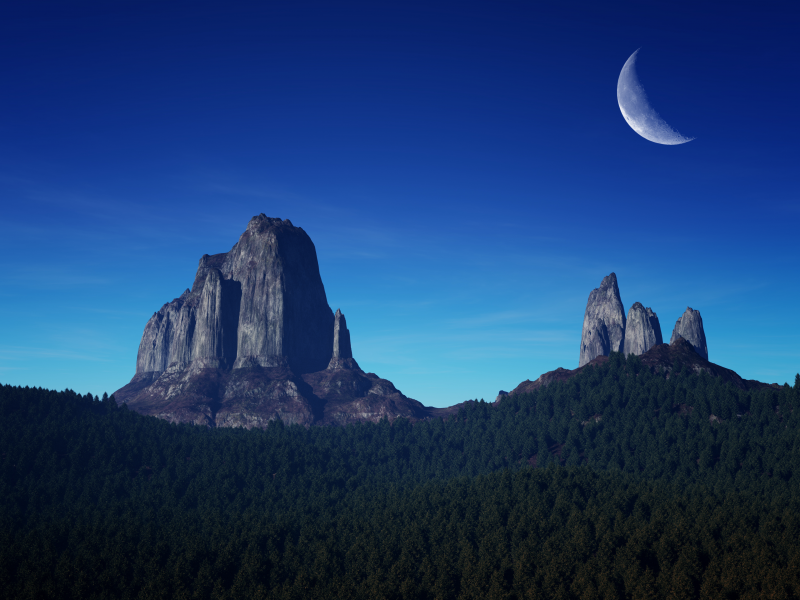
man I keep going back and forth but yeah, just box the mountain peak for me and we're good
[246,213,294,232]
[115,216,436,428]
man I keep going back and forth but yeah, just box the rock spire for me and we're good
[507,333,776,400]
[670,307,708,360]
[579,273,627,367]
[327,309,359,370]
[623,302,663,356]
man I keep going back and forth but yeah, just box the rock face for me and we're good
[670,307,708,360]
[579,273,627,367]
[115,215,445,428]
[623,302,663,356]
[135,215,333,376]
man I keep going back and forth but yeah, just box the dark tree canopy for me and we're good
[2,356,800,598]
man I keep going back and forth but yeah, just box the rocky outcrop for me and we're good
[116,365,320,428]
[640,337,719,383]
[506,337,777,400]
[327,309,359,370]
[670,307,708,360]
[116,214,447,428]
[623,302,663,356]
[303,308,439,425]
[579,273,626,367]
[301,368,430,425]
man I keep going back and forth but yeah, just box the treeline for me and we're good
[1,354,799,598]
[5,467,800,599]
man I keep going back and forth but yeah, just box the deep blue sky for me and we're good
[1,0,798,406]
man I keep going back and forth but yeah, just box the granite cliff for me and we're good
[670,307,708,360]
[579,273,626,367]
[623,302,663,356]
[115,215,452,427]
[135,215,333,376]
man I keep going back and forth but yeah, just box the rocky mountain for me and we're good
[506,337,779,400]
[135,215,333,376]
[670,307,708,360]
[579,273,627,367]
[118,230,728,429]
[623,302,663,356]
[502,274,775,407]
[115,215,453,427]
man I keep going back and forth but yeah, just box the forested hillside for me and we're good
[2,353,799,599]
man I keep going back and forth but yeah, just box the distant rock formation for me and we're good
[623,302,663,356]
[507,337,777,399]
[579,273,627,367]
[670,307,708,360]
[115,214,451,428]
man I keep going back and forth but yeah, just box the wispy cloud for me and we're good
[201,183,310,204]
[66,306,151,317]
[0,346,113,363]
[355,326,574,365]
[3,265,113,289]
[447,310,542,329]
[0,178,236,251]
[720,344,800,359]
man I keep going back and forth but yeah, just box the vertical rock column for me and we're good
[623,302,663,356]
[327,309,360,370]
[579,273,627,367]
[332,308,352,360]
[191,268,241,368]
[670,307,708,360]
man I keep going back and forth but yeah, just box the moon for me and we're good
[617,49,694,145]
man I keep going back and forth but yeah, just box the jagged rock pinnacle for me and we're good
[328,309,360,370]
[623,302,663,356]
[579,273,626,367]
[670,307,708,360]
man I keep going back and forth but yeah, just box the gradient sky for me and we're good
[1,0,798,407]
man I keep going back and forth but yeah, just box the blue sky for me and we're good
[1,0,798,407]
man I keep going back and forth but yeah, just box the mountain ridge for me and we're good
[504,336,782,401]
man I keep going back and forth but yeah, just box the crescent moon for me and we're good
[617,49,694,145]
